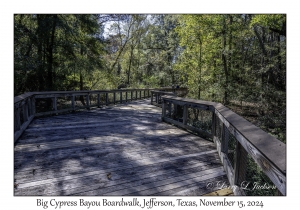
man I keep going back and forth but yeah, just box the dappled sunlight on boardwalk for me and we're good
[14,99,228,196]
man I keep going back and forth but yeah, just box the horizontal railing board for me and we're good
[151,91,173,93]
[162,95,218,107]
[14,92,34,104]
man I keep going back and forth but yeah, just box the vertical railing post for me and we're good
[15,106,21,131]
[97,93,100,107]
[168,101,172,118]
[221,123,229,154]
[162,98,166,121]
[14,107,17,132]
[22,99,28,122]
[106,93,109,105]
[17,106,21,128]
[183,104,188,125]
[234,141,248,186]
[126,91,128,102]
[52,97,57,111]
[86,94,90,110]
[156,93,158,104]
[211,111,216,139]
[72,94,75,111]
[151,91,154,104]
[120,91,122,103]
[27,98,32,117]
[113,92,116,104]
[32,97,36,115]
[174,103,178,117]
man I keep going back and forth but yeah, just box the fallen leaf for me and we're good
[107,173,112,180]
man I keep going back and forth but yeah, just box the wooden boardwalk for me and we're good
[14,99,229,196]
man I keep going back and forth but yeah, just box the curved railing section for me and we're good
[151,91,176,106]
[14,87,188,143]
[161,95,286,196]
[150,88,189,107]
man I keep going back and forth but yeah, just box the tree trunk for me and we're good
[197,31,202,100]
[127,45,134,85]
[79,70,86,106]
[253,26,267,56]
[228,15,233,77]
[46,14,57,91]
[36,15,44,91]
[222,16,229,105]
[79,47,85,106]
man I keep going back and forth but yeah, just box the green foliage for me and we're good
[14,14,105,95]
[15,14,286,144]
[250,14,286,30]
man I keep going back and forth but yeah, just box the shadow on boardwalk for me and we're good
[14,99,228,196]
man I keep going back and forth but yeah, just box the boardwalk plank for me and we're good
[15,159,222,196]
[14,99,228,196]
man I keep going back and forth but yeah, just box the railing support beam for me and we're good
[234,141,247,186]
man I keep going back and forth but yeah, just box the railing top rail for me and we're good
[157,87,188,89]
[162,95,286,176]
[14,87,188,104]
[162,95,219,107]
[151,90,176,94]
[14,92,35,104]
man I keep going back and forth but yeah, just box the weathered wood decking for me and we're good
[14,99,229,196]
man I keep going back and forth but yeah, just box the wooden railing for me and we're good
[14,93,36,143]
[161,95,286,196]
[14,87,187,143]
[150,88,189,106]
[151,91,176,106]
[152,87,188,96]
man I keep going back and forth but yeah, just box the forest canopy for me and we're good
[14,14,286,142]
